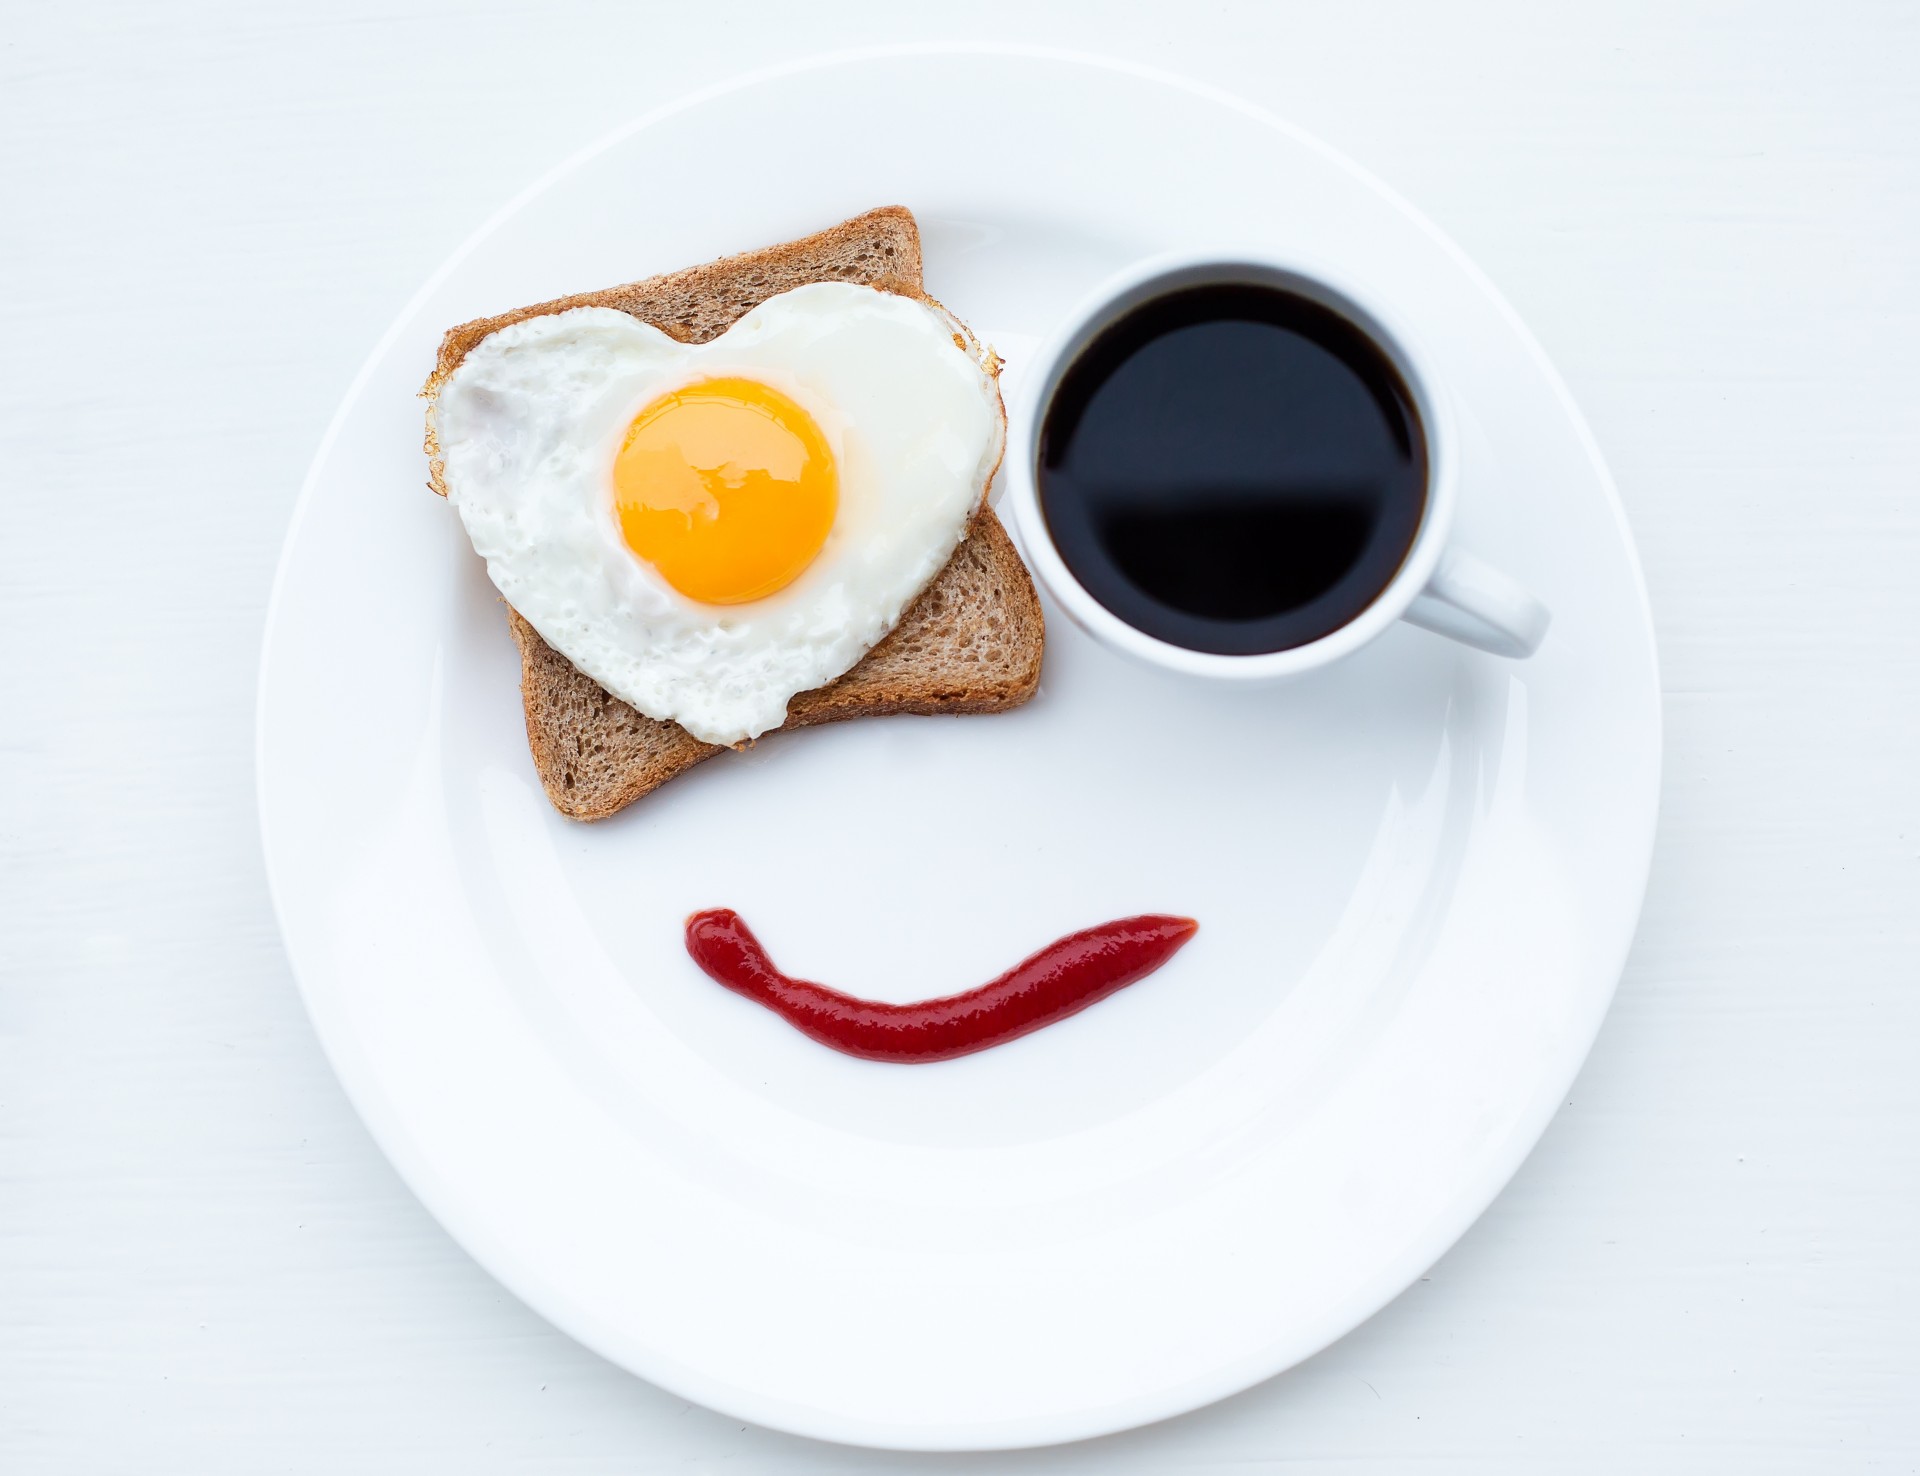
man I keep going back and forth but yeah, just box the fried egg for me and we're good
[430,283,1005,745]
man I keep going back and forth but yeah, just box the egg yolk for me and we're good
[612,377,837,605]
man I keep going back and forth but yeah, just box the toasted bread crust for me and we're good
[508,508,1043,819]
[428,207,1042,821]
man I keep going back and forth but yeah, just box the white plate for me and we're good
[258,46,1660,1451]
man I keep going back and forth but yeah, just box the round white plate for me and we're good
[258,46,1659,1452]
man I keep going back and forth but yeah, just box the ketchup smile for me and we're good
[683,909,1199,1064]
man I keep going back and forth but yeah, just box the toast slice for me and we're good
[424,208,1045,821]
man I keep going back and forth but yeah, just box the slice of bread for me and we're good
[424,208,1046,821]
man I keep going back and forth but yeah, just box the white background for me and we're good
[3,1,1916,1470]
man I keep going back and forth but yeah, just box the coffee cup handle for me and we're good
[1403,548,1551,658]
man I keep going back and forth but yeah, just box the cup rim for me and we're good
[1004,249,1457,680]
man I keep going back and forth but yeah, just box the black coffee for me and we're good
[1037,283,1427,656]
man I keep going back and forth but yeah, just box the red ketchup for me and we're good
[683,910,1198,1064]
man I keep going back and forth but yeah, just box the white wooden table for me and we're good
[4,2,1916,1469]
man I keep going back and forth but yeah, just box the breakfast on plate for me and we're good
[422,207,1045,820]
[417,205,1544,1063]
[422,206,1199,1062]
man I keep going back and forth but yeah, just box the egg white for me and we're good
[431,283,1005,746]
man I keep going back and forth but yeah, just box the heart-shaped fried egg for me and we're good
[430,283,1005,745]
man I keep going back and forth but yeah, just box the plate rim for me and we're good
[256,41,1662,1452]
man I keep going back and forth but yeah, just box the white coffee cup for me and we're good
[1003,252,1550,676]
